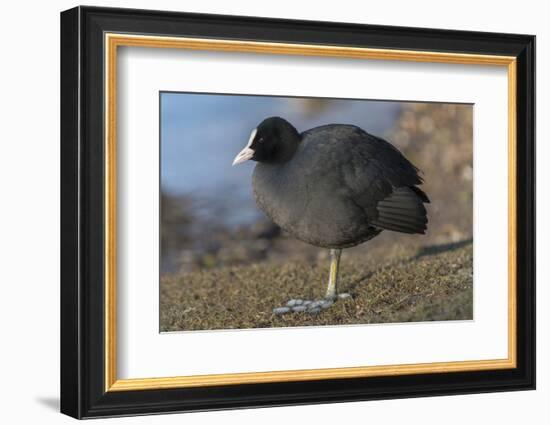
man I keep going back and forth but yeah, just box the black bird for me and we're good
[233,116,429,312]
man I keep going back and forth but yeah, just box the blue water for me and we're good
[160,93,401,226]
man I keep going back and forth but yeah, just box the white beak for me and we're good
[232,128,258,166]
[232,147,254,166]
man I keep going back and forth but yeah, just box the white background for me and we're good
[0,0,546,424]
[118,48,509,378]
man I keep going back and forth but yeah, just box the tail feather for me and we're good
[372,186,429,234]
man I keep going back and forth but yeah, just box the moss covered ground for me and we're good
[160,240,472,332]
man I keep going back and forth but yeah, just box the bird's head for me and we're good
[232,117,300,166]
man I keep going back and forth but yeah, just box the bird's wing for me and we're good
[338,129,430,234]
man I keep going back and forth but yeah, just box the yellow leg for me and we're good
[325,249,342,299]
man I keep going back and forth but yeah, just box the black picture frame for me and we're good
[60,5,535,419]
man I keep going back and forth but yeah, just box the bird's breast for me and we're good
[252,163,308,230]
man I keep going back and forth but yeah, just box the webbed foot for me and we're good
[272,293,352,315]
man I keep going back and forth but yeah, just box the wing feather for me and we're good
[336,128,430,235]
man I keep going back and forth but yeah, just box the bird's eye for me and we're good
[258,137,264,143]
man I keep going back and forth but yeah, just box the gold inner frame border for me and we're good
[104,33,517,392]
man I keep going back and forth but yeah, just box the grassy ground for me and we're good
[160,240,473,332]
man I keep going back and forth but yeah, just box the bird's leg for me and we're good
[272,248,351,315]
[325,249,342,300]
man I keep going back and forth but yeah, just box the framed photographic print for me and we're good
[60,6,535,419]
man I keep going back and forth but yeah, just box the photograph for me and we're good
[57,4,536,420]
[159,93,474,332]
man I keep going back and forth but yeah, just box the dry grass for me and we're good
[160,240,472,332]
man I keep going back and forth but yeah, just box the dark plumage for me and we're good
[236,117,429,247]
[232,116,429,308]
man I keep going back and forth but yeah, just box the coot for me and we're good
[233,117,429,313]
